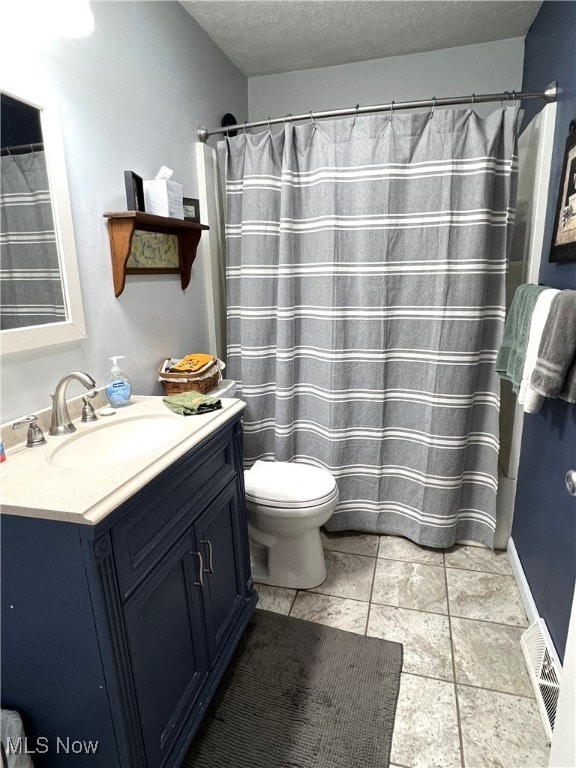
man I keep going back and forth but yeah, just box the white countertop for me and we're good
[0,396,245,526]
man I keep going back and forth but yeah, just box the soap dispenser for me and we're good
[106,356,132,407]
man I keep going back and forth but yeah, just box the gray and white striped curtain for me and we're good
[0,150,65,329]
[225,107,519,549]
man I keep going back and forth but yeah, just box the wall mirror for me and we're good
[0,76,86,355]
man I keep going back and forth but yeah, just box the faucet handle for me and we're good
[81,390,99,422]
[12,414,47,448]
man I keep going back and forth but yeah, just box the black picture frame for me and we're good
[124,170,145,212]
[550,122,576,263]
[183,196,200,223]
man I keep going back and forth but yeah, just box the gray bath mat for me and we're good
[182,608,403,768]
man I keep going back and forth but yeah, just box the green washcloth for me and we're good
[496,283,546,392]
[163,392,222,416]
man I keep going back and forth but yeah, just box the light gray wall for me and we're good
[249,38,525,122]
[1,1,247,422]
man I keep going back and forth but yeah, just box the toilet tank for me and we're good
[208,379,237,398]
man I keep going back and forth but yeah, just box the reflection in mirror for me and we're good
[0,79,85,355]
[1,94,65,329]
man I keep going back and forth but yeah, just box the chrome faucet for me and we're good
[49,371,97,436]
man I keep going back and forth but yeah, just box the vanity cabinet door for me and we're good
[194,480,251,664]
[123,530,208,768]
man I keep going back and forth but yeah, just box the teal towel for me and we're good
[163,392,222,416]
[496,284,546,392]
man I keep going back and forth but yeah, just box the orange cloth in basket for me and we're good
[169,354,216,374]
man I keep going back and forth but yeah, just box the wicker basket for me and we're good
[159,360,221,396]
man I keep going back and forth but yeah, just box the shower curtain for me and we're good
[224,106,519,548]
[0,150,65,330]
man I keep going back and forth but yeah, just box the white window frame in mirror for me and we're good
[0,76,86,355]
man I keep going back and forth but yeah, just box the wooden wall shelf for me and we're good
[104,211,209,297]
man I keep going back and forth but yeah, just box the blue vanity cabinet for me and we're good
[1,414,257,768]
[122,478,252,768]
[122,528,210,768]
[194,479,251,663]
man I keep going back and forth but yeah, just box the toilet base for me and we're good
[249,525,327,590]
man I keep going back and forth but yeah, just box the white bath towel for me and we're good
[518,288,560,413]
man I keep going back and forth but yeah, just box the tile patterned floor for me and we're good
[255,531,550,768]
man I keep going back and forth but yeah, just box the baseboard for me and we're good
[507,537,562,672]
[507,537,540,626]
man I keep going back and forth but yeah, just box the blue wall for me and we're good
[512,1,576,662]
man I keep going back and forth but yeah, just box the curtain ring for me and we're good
[267,117,272,132]
[285,113,293,124]
[389,100,395,121]
[429,97,437,120]
[470,93,476,108]
[501,91,510,108]
[308,110,315,125]
[511,90,517,104]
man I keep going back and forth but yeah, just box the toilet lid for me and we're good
[244,461,337,506]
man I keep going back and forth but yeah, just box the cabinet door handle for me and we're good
[201,539,214,574]
[192,551,204,587]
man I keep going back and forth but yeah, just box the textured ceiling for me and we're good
[180,1,541,77]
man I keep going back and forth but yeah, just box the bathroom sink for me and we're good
[48,414,188,468]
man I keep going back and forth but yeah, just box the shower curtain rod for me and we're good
[197,81,558,142]
[0,141,44,156]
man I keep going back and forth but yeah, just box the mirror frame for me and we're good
[0,75,86,355]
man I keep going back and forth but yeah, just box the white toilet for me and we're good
[244,460,339,590]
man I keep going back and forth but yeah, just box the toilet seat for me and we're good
[247,486,339,519]
[244,461,337,508]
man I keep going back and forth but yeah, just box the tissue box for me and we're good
[143,179,184,219]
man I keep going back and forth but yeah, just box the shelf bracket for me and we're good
[179,229,202,290]
[107,217,137,297]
